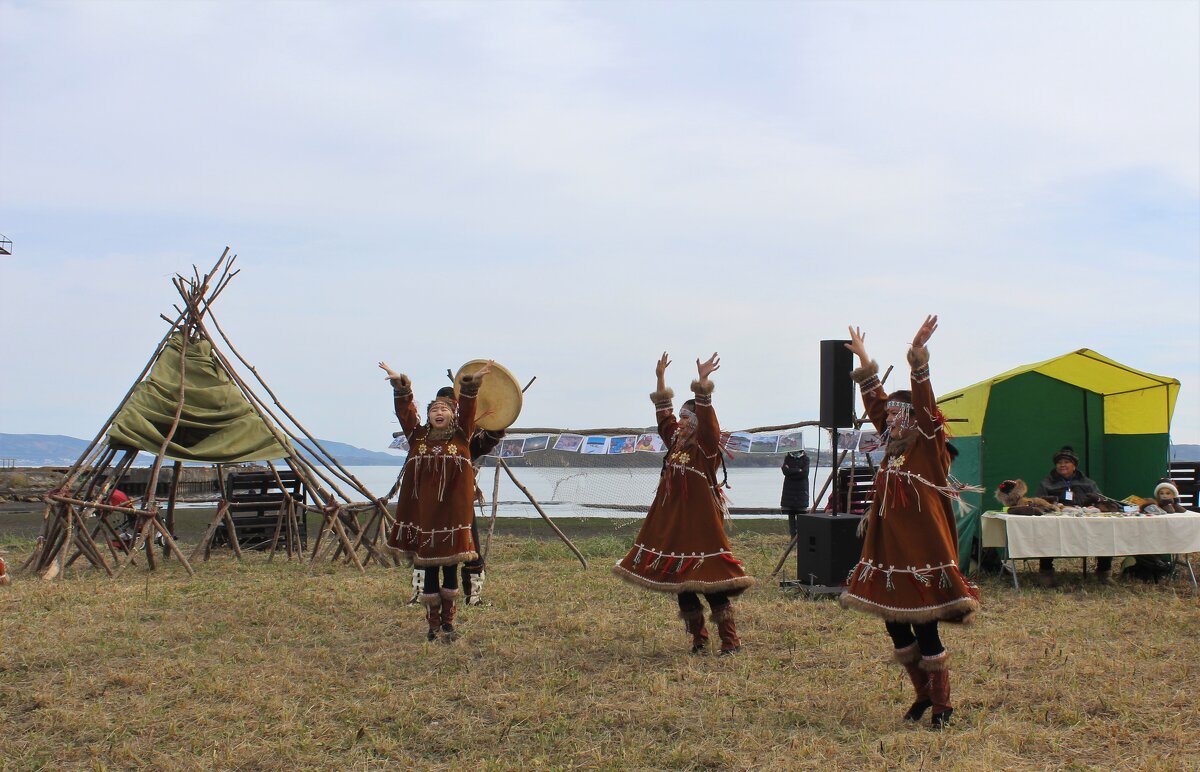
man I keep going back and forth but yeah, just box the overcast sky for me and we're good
[2,0,1197,453]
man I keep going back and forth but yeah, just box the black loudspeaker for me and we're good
[795,511,865,586]
[820,339,855,428]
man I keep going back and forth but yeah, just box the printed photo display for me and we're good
[608,436,637,454]
[553,434,585,452]
[388,430,804,456]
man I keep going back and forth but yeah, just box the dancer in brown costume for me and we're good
[839,316,979,729]
[614,352,754,655]
[380,360,492,641]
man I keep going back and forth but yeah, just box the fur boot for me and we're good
[679,608,709,654]
[420,593,442,641]
[921,652,953,729]
[409,568,426,604]
[439,587,461,641]
[711,604,741,656]
[895,642,932,721]
[463,567,486,606]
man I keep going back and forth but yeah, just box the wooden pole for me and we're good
[498,458,587,569]
[189,501,231,563]
[164,460,183,544]
[205,309,380,502]
[482,458,502,564]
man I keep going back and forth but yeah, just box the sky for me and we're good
[1,0,1198,453]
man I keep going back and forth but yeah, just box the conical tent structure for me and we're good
[19,249,396,580]
[937,349,1180,567]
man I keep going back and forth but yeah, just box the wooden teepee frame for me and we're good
[18,248,396,580]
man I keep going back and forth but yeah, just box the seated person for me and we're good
[1140,480,1188,514]
[1033,446,1112,585]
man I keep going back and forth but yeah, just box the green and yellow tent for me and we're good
[937,349,1180,569]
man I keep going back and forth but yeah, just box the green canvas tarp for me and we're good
[937,349,1179,572]
[108,334,289,463]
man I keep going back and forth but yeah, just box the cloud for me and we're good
[1,0,1196,449]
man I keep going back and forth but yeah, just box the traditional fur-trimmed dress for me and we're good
[613,381,755,595]
[386,375,481,568]
[839,352,980,623]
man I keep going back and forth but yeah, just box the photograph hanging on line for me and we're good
[857,431,882,452]
[522,435,550,453]
[722,433,752,453]
[750,435,781,453]
[608,436,637,454]
[635,433,665,452]
[778,432,803,451]
[553,434,585,452]
[499,438,525,458]
[582,436,610,455]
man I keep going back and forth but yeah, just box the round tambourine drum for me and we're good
[454,360,523,431]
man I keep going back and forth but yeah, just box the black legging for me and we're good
[677,591,730,614]
[885,620,944,658]
[422,565,460,595]
[462,517,484,574]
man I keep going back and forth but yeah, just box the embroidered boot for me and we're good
[712,604,741,657]
[439,588,461,642]
[922,652,953,729]
[679,608,709,654]
[420,593,442,641]
[409,568,426,604]
[895,642,932,721]
[463,567,486,606]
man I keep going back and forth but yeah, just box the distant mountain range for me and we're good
[2,432,1198,468]
[0,433,405,467]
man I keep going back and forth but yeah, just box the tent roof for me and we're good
[937,349,1180,437]
[108,334,291,463]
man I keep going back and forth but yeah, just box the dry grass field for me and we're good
[1,527,1197,770]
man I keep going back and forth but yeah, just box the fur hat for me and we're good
[1154,480,1180,499]
[1053,446,1079,465]
[995,479,1028,508]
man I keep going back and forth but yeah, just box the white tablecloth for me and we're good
[980,511,1200,559]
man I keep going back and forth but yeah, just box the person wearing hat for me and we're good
[614,352,754,656]
[1033,446,1107,585]
[840,315,979,730]
[1142,480,1187,514]
[379,360,492,641]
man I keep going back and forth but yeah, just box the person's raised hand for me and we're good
[378,361,402,381]
[697,352,720,380]
[474,360,494,380]
[656,352,672,379]
[844,326,869,362]
[912,315,938,349]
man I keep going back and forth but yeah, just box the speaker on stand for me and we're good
[785,340,865,595]
[819,340,854,429]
